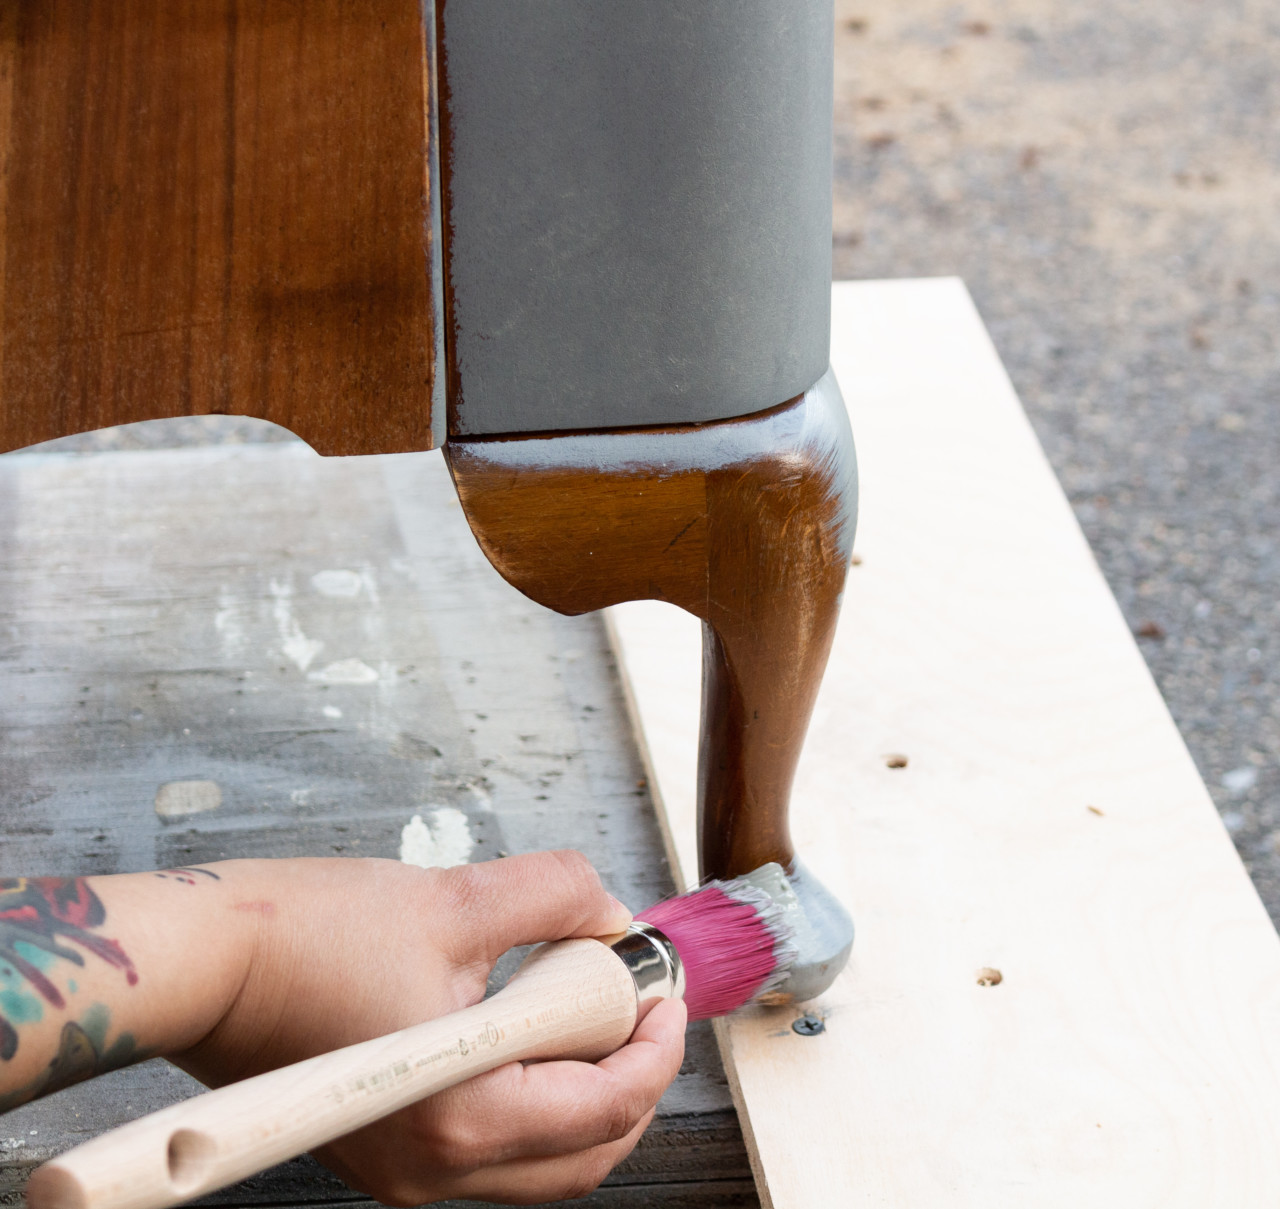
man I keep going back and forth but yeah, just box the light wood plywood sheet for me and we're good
[608,278,1280,1207]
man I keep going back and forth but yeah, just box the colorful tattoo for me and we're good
[0,1003,143,1112]
[153,866,220,885]
[0,878,137,1061]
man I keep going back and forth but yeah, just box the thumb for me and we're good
[436,850,632,964]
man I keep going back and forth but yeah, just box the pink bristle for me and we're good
[636,881,795,1020]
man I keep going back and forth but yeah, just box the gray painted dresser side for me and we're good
[439,0,834,435]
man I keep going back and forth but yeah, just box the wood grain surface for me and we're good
[609,279,1280,1207]
[0,1,438,457]
[0,441,755,1208]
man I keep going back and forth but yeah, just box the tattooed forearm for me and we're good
[0,878,137,1061]
[0,1004,144,1112]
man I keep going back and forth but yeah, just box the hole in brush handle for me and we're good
[166,1130,217,1197]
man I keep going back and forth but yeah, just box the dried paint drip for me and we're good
[269,580,323,673]
[310,569,364,598]
[399,808,473,869]
[154,781,222,819]
[308,659,379,685]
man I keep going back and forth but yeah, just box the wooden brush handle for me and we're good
[27,939,637,1209]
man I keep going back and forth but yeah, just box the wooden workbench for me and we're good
[0,442,757,1207]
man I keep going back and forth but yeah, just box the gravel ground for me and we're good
[833,0,1280,923]
[27,1,1280,927]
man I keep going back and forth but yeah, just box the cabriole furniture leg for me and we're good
[446,371,857,999]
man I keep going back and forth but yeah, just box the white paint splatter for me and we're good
[400,808,473,869]
[308,658,379,685]
[155,781,222,818]
[311,569,364,598]
[322,705,343,719]
[214,586,244,657]
[270,579,323,672]
[290,788,313,805]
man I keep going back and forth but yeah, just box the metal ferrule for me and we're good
[609,921,686,1008]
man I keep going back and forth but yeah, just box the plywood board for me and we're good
[608,278,1280,1207]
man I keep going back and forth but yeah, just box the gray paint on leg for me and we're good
[775,860,854,1003]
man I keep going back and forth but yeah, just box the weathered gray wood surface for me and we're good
[0,443,756,1208]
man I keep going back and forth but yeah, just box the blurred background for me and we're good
[831,0,1280,922]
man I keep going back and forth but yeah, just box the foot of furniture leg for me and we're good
[777,861,855,1002]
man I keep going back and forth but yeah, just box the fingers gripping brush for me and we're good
[27,865,799,1209]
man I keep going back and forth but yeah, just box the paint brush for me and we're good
[27,864,799,1209]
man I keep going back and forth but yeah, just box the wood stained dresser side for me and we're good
[0,0,439,458]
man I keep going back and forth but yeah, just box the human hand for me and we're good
[169,852,687,1205]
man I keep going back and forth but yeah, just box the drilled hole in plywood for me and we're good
[976,968,1003,987]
